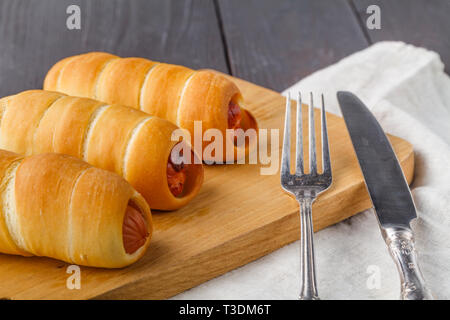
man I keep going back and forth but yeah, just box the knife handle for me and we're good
[382,227,434,300]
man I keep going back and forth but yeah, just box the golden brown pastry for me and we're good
[44,52,258,162]
[0,90,204,210]
[0,149,152,268]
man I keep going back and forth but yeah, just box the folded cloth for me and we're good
[173,42,450,299]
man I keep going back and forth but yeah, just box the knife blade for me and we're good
[337,91,434,300]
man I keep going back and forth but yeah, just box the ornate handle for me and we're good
[298,197,319,300]
[382,227,434,300]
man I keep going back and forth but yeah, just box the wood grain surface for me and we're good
[217,0,369,91]
[1,1,448,96]
[0,0,228,97]
[0,75,414,300]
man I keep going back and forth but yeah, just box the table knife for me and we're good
[337,91,434,300]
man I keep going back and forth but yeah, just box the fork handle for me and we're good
[382,227,434,300]
[298,197,319,300]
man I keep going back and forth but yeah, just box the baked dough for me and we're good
[44,52,258,162]
[0,149,152,268]
[0,90,204,210]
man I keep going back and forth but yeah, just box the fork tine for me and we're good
[308,92,317,175]
[295,92,304,175]
[281,93,291,175]
[321,94,331,174]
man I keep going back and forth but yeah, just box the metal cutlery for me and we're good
[281,92,332,300]
[337,91,434,300]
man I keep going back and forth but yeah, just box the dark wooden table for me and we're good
[0,0,449,95]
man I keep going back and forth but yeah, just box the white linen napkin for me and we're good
[174,42,450,300]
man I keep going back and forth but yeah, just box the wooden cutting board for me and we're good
[0,76,414,300]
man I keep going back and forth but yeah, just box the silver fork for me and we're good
[281,92,332,300]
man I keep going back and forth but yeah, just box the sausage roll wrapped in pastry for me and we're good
[0,150,152,268]
[0,90,203,210]
[44,52,258,162]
